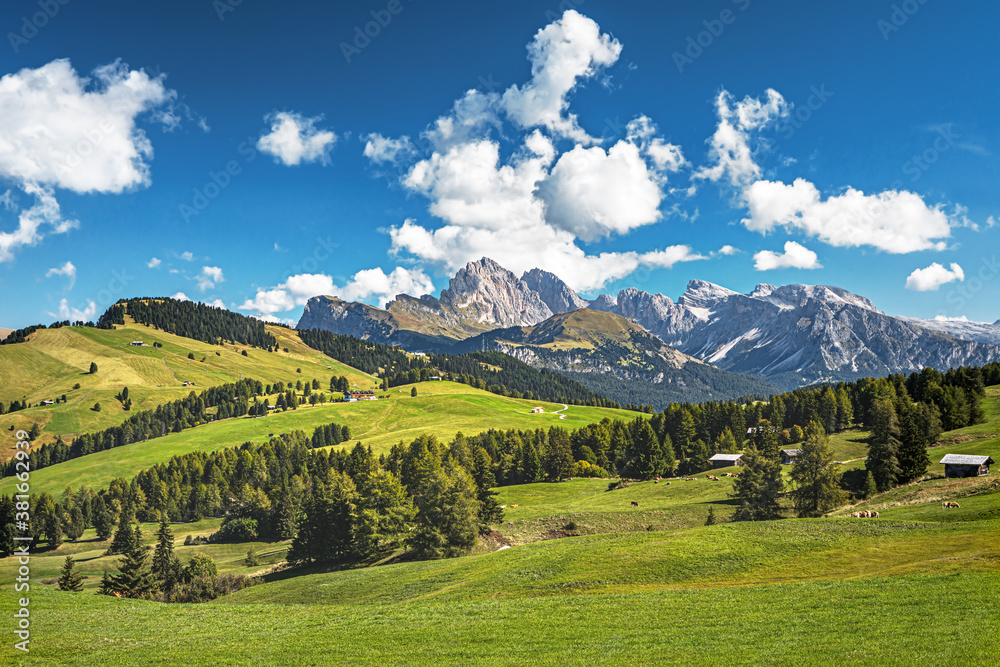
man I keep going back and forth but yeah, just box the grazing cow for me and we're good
[630,501,640,507]
[851,512,858,518]
[943,501,960,508]
[858,510,869,518]
[871,511,879,518]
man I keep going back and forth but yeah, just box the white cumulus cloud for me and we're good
[500,10,622,143]
[197,266,224,292]
[905,262,965,291]
[147,257,161,269]
[0,59,174,194]
[718,245,740,256]
[0,184,78,263]
[239,266,435,316]
[742,178,954,254]
[693,88,788,188]
[753,241,822,271]
[257,111,337,166]
[362,133,416,165]
[541,140,665,241]
[45,260,76,289]
[171,291,190,301]
[55,298,97,321]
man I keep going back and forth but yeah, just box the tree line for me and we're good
[299,329,620,407]
[0,378,344,477]
[1,427,504,575]
[0,319,113,346]
[98,298,278,349]
[383,350,620,408]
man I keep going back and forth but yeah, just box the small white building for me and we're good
[130,341,144,346]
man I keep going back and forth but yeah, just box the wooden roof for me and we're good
[939,454,994,465]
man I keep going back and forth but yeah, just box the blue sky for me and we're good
[1,0,998,329]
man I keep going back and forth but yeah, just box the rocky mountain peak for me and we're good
[438,258,552,327]
[749,283,778,298]
[588,294,618,312]
[677,279,739,313]
[521,268,588,315]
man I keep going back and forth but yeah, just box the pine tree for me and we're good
[92,498,114,540]
[89,362,98,374]
[717,428,738,454]
[544,428,574,481]
[288,473,359,564]
[109,523,155,597]
[98,569,115,596]
[108,501,136,555]
[409,467,480,560]
[867,399,902,492]
[410,386,418,397]
[151,517,182,592]
[519,440,543,483]
[58,556,84,592]
[626,421,663,479]
[705,506,717,526]
[731,446,784,521]
[789,422,847,517]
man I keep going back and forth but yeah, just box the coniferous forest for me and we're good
[98,298,278,349]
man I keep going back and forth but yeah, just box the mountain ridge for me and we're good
[296,257,1000,391]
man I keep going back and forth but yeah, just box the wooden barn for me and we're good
[709,453,743,468]
[940,454,993,478]
[780,449,802,465]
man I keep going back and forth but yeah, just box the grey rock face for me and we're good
[297,258,1000,390]
[592,279,1000,388]
[437,258,553,327]
[521,268,588,314]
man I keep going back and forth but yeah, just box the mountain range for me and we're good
[298,258,1000,394]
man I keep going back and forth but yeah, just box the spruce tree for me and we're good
[110,522,155,597]
[867,399,902,492]
[58,556,84,592]
[151,517,182,592]
[89,362,98,374]
[108,501,136,555]
[789,422,847,517]
[409,467,480,560]
[731,446,784,521]
[92,498,114,540]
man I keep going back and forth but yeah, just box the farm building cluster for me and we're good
[343,390,377,403]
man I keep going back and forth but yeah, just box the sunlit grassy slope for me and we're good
[0,380,640,496]
[0,321,374,456]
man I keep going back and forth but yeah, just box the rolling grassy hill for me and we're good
[2,341,999,664]
[0,321,375,457]
[0,380,640,496]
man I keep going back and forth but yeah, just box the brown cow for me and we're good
[630,501,639,507]
[943,501,960,508]
[871,511,879,518]
[851,512,859,518]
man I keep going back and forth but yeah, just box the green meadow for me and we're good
[2,331,999,665]
[0,380,638,496]
[0,322,373,455]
